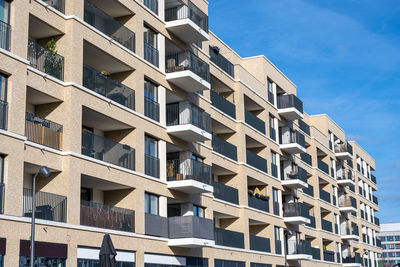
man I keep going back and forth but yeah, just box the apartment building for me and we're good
[0,0,381,266]
[377,223,400,266]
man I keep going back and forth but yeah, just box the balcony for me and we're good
[245,110,265,134]
[210,90,236,119]
[214,227,244,249]
[82,65,135,110]
[339,196,357,213]
[277,94,303,120]
[80,200,135,232]
[165,0,208,43]
[282,166,308,189]
[23,188,67,223]
[321,218,333,233]
[317,159,329,175]
[25,113,63,150]
[250,235,270,253]
[144,0,158,14]
[287,240,312,260]
[166,51,210,92]
[0,100,7,130]
[145,213,168,237]
[166,102,211,142]
[212,135,237,161]
[0,20,11,51]
[283,202,310,224]
[248,194,269,213]
[300,153,312,166]
[81,130,135,170]
[144,41,159,67]
[27,39,64,81]
[84,0,135,52]
[145,154,160,178]
[319,189,331,203]
[213,181,239,205]
[246,150,268,173]
[303,184,314,197]
[340,225,359,241]
[209,46,234,77]
[311,247,321,260]
[168,216,214,247]
[343,252,362,267]
[335,142,353,160]
[280,130,306,154]
[298,119,310,136]
[323,250,335,262]
[337,172,355,187]
[167,158,213,194]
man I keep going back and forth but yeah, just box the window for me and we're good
[0,73,7,102]
[0,154,4,184]
[145,135,159,177]
[144,25,157,48]
[0,0,10,24]
[144,0,158,15]
[145,136,158,158]
[270,151,277,178]
[144,79,159,121]
[0,73,7,130]
[193,205,204,217]
[272,188,280,216]
[269,115,276,141]
[267,79,274,105]
[80,187,92,202]
[145,193,159,215]
[19,256,66,267]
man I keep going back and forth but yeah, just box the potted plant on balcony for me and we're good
[44,39,63,79]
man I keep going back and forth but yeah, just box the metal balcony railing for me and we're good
[214,227,244,249]
[277,94,303,113]
[283,166,307,183]
[210,90,236,119]
[144,96,160,122]
[144,0,158,14]
[343,253,362,264]
[144,41,159,67]
[283,202,309,218]
[312,247,320,260]
[248,194,269,213]
[269,126,276,141]
[81,130,135,170]
[209,46,234,77]
[287,240,312,255]
[245,110,265,134]
[82,65,135,110]
[169,216,214,240]
[275,240,282,254]
[145,154,160,178]
[280,130,305,148]
[339,196,357,208]
[166,158,212,185]
[166,102,211,133]
[319,189,331,203]
[165,50,210,82]
[0,20,11,51]
[323,250,335,262]
[300,152,312,166]
[0,100,7,130]
[84,0,135,52]
[246,150,267,173]
[212,135,237,161]
[271,163,278,178]
[80,200,135,232]
[165,0,208,32]
[250,235,270,253]
[268,91,274,105]
[317,159,329,174]
[27,39,64,81]
[334,142,353,155]
[303,184,314,197]
[321,218,333,232]
[42,0,65,13]
[273,201,280,216]
[25,113,63,150]
[23,188,67,223]
[298,119,310,135]
[0,184,4,214]
[213,181,239,205]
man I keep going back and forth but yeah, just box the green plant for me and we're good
[44,39,63,80]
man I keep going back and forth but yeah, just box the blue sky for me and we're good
[209,0,400,222]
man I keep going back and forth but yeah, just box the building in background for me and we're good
[377,223,400,266]
[0,0,381,266]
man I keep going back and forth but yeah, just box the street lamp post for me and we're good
[30,166,51,267]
